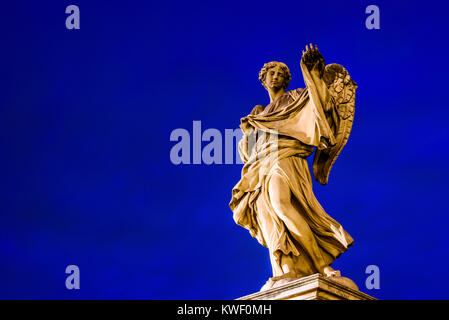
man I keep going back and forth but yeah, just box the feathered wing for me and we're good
[313,63,357,185]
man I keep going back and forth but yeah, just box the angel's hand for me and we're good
[301,43,325,77]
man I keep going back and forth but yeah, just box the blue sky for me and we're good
[1,0,449,299]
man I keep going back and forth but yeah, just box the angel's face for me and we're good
[265,65,285,91]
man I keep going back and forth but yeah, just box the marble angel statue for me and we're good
[229,44,357,291]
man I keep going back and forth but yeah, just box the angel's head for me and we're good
[259,61,291,91]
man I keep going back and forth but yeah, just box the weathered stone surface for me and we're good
[238,273,376,300]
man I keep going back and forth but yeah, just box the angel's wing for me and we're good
[313,63,357,185]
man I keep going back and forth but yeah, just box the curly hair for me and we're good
[258,61,291,90]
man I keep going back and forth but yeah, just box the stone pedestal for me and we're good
[238,273,376,300]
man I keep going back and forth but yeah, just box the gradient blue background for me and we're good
[1,0,449,299]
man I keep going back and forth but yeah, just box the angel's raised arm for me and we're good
[300,44,331,110]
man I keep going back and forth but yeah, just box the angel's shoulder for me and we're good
[250,104,265,115]
[286,88,306,101]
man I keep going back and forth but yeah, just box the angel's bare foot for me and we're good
[323,266,340,277]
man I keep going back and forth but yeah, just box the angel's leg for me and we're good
[268,173,328,275]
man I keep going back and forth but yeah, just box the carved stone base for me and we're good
[237,273,376,300]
